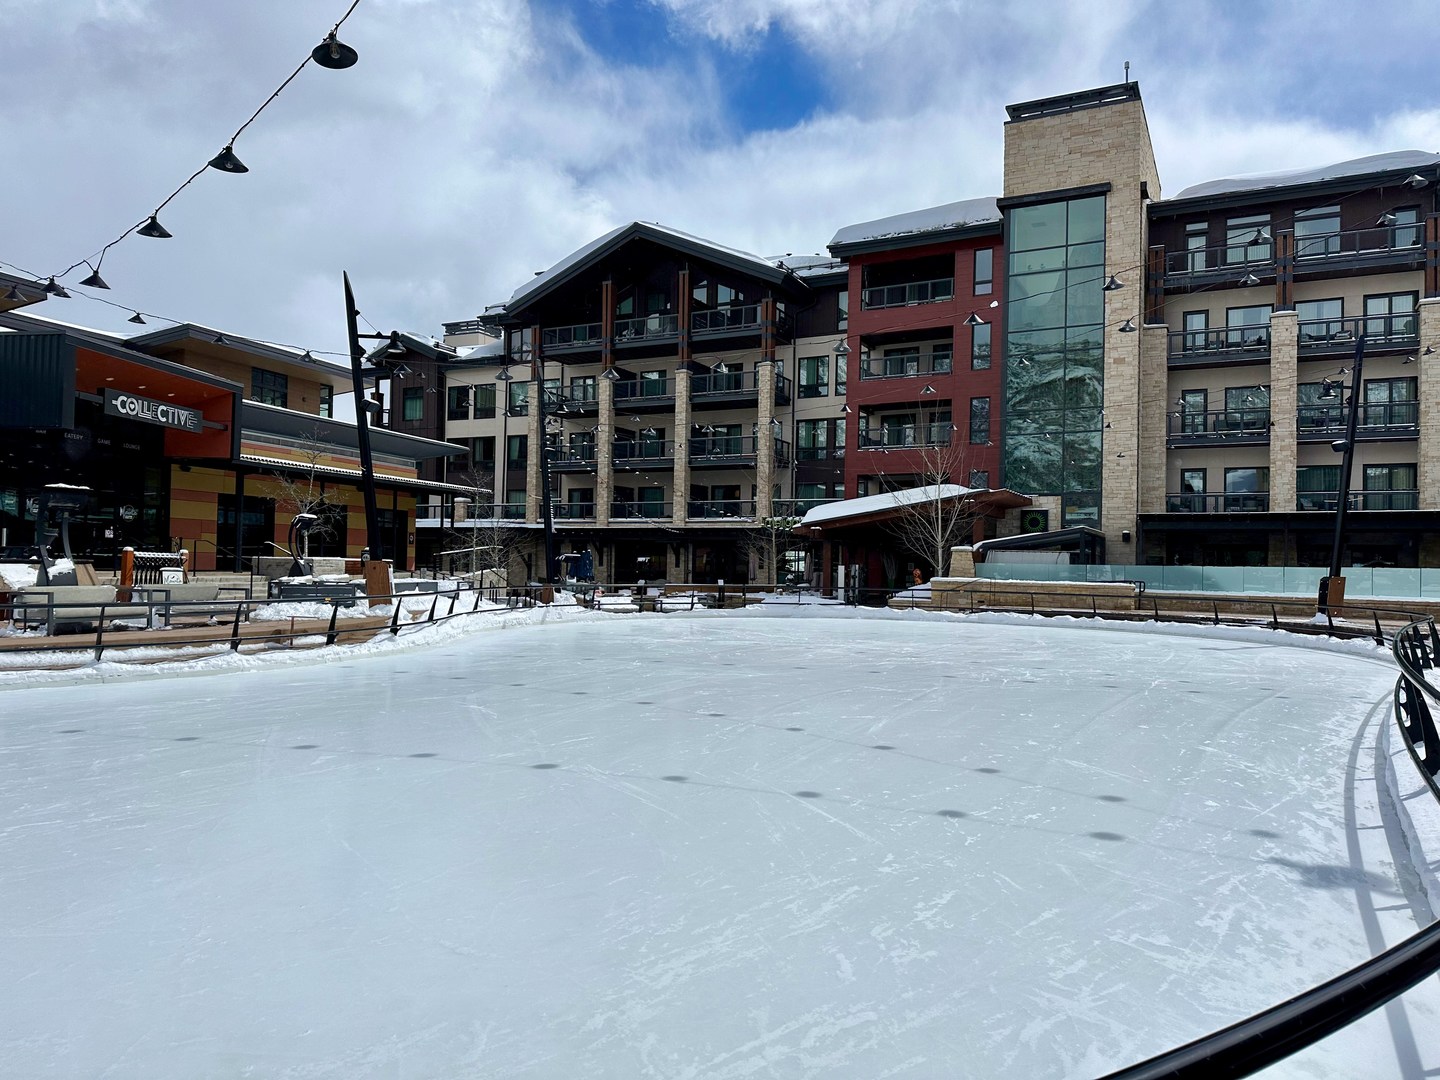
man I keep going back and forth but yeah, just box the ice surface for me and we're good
[1,611,1436,1078]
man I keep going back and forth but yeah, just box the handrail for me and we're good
[1391,617,1440,803]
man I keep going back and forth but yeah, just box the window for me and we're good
[795,483,831,511]
[1391,206,1421,248]
[1364,292,1418,340]
[1184,222,1207,272]
[969,397,991,445]
[971,323,991,369]
[1297,465,1340,511]
[1179,389,1207,434]
[974,249,994,295]
[1224,214,1270,266]
[567,431,596,463]
[1224,305,1272,348]
[1297,298,1344,343]
[542,378,562,410]
[1363,464,1418,510]
[798,355,828,398]
[318,384,333,418]
[1298,382,1344,431]
[447,385,471,421]
[796,419,829,459]
[505,489,527,515]
[637,486,666,517]
[473,383,496,419]
[1175,468,1206,512]
[570,375,596,405]
[567,488,594,516]
[837,290,848,330]
[968,470,990,490]
[507,381,529,416]
[1181,310,1209,352]
[1363,377,1417,428]
[932,344,953,374]
[1223,466,1269,511]
[506,434,527,465]
[469,436,495,469]
[402,387,424,422]
[883,347,919,377]
[1223,385,1269,432]
[252,368,288,407]
[1293,205,1340,259]
[640,370,667,397]
[835,351,846,396]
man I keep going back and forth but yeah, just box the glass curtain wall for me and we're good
[1003,194,1105,525]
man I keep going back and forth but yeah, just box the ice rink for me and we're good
[3,611,1437,1078]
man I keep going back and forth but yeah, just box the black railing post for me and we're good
[325,603,340,647]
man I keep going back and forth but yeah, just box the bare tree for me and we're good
[267,425,341,553]
[885,432,984,580]
[444,468,525,585]
[739,514,803,586]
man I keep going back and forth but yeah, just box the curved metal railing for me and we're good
[1392,618,1440,803]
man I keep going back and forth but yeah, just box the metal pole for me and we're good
[1326,334,1366,582]
[343,272,383,561]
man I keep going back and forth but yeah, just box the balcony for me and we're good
[860,277,954,311]
[1297,314,1418,356]
[686,499,757,520]
[688,370,791,407]
[692,305,761,337]
[541,322,603,352]
[858,351,954,380]
[1297,401,1418,442]
[414,502,529,527]
[543,386,599,416]
[1164,492,1272,513]
[1162,243,1273,286]
[614,376,675,411]
[1166,408,1270,448]
[1297,490,1419,511]
[1168,327,1271,367]
[1293,225,1424,275]
[550,445,598,472]
[614,439,675,469]
[610,500,672,520]
[554,502,596,520]
[614,313,679,345]
[795,445,844,461]
[858,422,953,450]
[689,435,791,468]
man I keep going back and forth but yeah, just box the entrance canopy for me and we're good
[793,485,1031,537]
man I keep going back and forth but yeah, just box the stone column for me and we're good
[1418,298,1440,508]
[1268,309,1298,513]
[757,298,777,518]
[1137,323,1169,514]
[673,367,691,524]
[525,379,541,525]
[596,373,614,527]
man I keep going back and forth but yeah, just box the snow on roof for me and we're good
[456,339,506,361]
[0,310,127,340]
[830,196,1001,249]
[507,221,781,310]
[1172,150,1440,201]
[775,255,846,279]
[800,484,978,527]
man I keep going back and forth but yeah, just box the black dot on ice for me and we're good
[707,712,726,717]
[173,737,200,742]
[794,790,822,799]
[1088,831,1126,842]
[58,729,83,734]
[661,775,688,782]
[530,763,560,770]
[291,744,319,750]
[1249,828,1281,839]
[785,727,804,732]
[1096,794,1127,803]
[636,700,654,705]
[975,767,1001,774]
[937,809,968,819]
[409,753,437,758]
[872,744,896,751]
[571,691,588,695]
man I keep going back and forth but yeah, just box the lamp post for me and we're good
[1319,334,1366,612]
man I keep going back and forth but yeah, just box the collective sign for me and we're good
[103,388,202,433]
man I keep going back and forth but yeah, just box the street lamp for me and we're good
[1318,334,1367,612]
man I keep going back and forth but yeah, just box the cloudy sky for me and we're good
[3,0,1438,365]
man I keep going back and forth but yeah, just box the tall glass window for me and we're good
[1003,194,1105,525]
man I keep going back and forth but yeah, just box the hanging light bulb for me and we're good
[207,144,249,174]
[136,214,172,239]
[963,312,985,327]
[42,277,64,294]
[1118,318,1137,333]
[312,31,359,69]
[385,330,406,356]
[78,262,110,290]
[1102,275,1125,291]
[3,283,23,303]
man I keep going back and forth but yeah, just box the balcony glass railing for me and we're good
[1298,490,1419,511]
[611,500,671,519]
[1298,401,1418,435]
[1168,326,1271,358]
[691,369,753,396]
[1164,241,1273,277]
[1294,224,1422,262]
[692,305,761,334]
[795,445,843,461]
[541,322,603,349]
[613,439,675,465]
[1297,313,1418,351]
[860,277,954,310]
[613,313,679,342]
[686,499,756,519]
[417,502,529,523]
[1164,492,1271,513]
[550,446,598,468]
[554,502,596,520]
[688,436,791,465]
[858,352,953,379]
[772,497,841,518]
[1167,407,1271,441]
[858,423,953,449]
[614,377,674,401]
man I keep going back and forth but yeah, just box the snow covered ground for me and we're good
[1,610,1437,1079]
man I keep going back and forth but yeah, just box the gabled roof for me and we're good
[125,323,349,379]
[503,221,801,316]
[1161,150,1440,207]
[829,196,1002,256]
